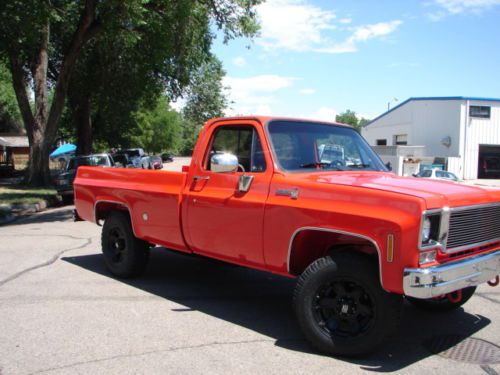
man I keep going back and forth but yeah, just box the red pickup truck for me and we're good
[74,116,500,356]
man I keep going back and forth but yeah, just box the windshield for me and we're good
[267,120,387,172]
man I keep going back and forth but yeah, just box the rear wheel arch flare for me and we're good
[94,200,139,237]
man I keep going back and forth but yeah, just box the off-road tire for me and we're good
[101,211,149,278]
[406,286,476,312]
[293,253,402,356]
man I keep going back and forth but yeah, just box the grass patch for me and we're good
[0,185,58,206]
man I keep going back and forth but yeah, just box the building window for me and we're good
[376,139,387,146]
[469,105,491,119]
[394,134,408,145]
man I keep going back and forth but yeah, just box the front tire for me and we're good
[406,286,476,312]
[101,211,149,278]
[293,254,402,356]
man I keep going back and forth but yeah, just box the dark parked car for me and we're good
[161,153,174,162]
[112,153,134,168]
[55,154,114,204]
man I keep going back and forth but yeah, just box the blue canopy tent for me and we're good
[50,143,76,158]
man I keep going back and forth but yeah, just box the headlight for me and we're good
[422,217,431,243]
[420,213,441,248]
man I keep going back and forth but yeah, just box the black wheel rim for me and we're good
[105,227,127,264]
[312,279,375,339]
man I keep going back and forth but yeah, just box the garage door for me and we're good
[478,145,500,179]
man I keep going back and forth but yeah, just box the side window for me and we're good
[206,126,266,172]
[422,169,432,177]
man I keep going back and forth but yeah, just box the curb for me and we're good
[0,199,55,225]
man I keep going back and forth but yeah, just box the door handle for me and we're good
[193,175,210,181]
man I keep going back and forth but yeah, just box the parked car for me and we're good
[55,153,114,204]
[413,168,459,182]
[112,153,134,168]
[74,116,500,356]
[150,155,163,169]
[138,155,163,170]
[161,153,174,162]
[114,148,146,168]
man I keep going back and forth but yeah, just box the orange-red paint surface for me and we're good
[74,116,500,294]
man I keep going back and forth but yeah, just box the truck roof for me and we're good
[205,116,353,128]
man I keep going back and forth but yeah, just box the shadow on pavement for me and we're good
[8,206,74,226]
[62,248,491,372]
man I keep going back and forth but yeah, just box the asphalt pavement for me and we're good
[0,206,499,375]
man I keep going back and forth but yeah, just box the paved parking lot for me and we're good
[0,207,499,375]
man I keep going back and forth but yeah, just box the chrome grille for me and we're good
[447,203,500,251]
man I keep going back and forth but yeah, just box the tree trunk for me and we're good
[10,22,50,186]
[27,128,51,186]
[73,95,93,155]
[7,0,101,186]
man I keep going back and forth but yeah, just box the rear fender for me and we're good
[94,200,139,237]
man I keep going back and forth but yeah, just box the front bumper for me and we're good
[403,250,500,299]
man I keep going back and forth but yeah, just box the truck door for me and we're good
[183,121,272,266]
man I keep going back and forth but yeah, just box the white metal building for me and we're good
[362,97,500,179]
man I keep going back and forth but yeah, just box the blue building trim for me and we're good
[365,96,500,127]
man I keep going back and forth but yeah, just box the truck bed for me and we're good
[74,167,189,251]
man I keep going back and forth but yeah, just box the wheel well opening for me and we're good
[95,202,130,225]
[288,229,378,276]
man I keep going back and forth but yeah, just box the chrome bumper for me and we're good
[403,250,500,299]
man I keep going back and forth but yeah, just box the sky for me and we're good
[209,0,500,121]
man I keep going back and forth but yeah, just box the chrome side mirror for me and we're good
[211,153,239,173]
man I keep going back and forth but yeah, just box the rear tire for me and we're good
[406,286,476,312]
[101,211,149,277]
[293,253,402,356]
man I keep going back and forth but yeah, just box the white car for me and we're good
[413,168,459,182]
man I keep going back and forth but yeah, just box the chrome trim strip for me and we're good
[444,237,500,253]
[439,206,451,246]
[94,200,139,238]
[450,201,500,212]
[403,250,500,299]
[286,227,386,290]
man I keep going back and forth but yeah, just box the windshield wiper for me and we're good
[299,162,347,171]
[348,163,371,169]
[300,162,331,169]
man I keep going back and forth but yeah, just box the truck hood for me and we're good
[293,171,500,209]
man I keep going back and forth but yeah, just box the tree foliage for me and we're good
[132,98,182,154]
[0,63,22,133]
[0,0,261,185]
[180,56,228,155]
[336,110,370,133]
